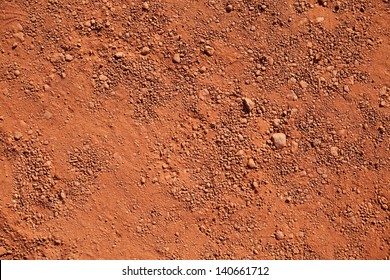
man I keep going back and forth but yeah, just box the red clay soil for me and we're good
[0,0,389,260]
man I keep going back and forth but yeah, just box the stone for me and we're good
[272,118,281,127]
[247,158,256,169]
[99,74,108,81]
[243,97,255,113]
[272,133,287,149]
[50,53,65,63]
[142,2,149,10]
[199,66,207,73]
[140,46,150,56]
[204,46,215,56]
[226,4,233,12]
[172,53,181,63]
[287,92,298,101]
[14,32,25,42]
[102,82,109,89]
[65,54,74,61]
[330,146,339,156]
[14,131,22,140]
[60,191,66,200]
[114,52,124,59]
[14,23,23,32]
[197,89,209,100]
[311,138,322,147]
[318,0,327,7]
[299,80,309,89]
[275,230,285,240]
[43,111,53,120]
[291,141,299,153]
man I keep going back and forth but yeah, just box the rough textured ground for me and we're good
[0,0,389,260]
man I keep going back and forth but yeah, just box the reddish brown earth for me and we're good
[0,0,389,260]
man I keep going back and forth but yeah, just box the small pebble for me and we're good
[291,141,299,153]
[247,158,256,169]
[142,2,149,10]
[99,74,108,81]
[14,131,22,140]
[275,230,285,240]
[204,46,215,56]
[243,97,255,113]
[172,53,181,63]
[65,54,74,61]
[330,146,339,156]
[226,4,233,12]
[272,118,281,127]
[51,53,64,63]
[43,111,53,120]
[272,133,287,149]
[299,80,309,89]
[114,52,124,59]
[60,191,66,200]
[140,46,150,56]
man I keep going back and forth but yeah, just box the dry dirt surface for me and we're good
[0,0,389,260]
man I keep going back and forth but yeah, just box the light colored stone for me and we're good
[43,84,51,91]
[330,146,339,156]
[243,97,255,113]
[172,53,181,63]
[272,118,281,127]
[43,111,53,120]
[65,54,74,61]
[299,80,309,89]
[291,141,299,153]
[50,53,65,63]
[114,52,124,59]
[60,191,66,200]
[99,74,108,81]
[275,230,285,240]
[14,131,22,140]
[142,2,149,10]
[14,32,25,42]
[204,46,215,56]
[272,133,287,149]
[140,46,150,56]
[247,158,256,169]
[226,4,233,12]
